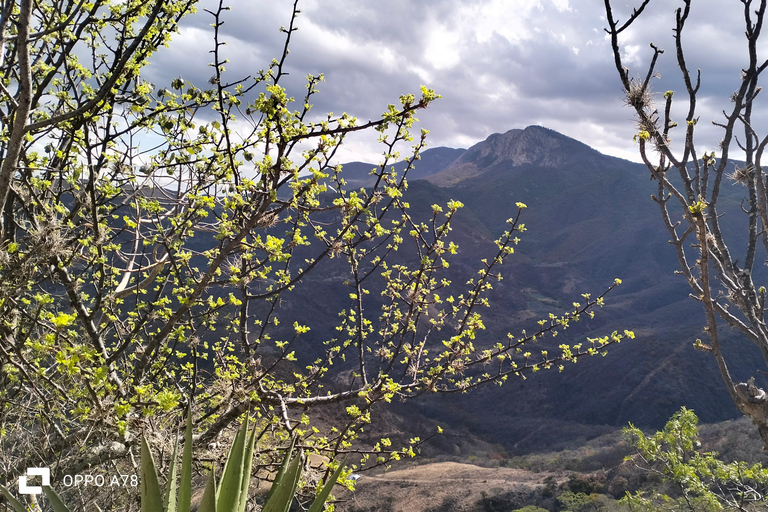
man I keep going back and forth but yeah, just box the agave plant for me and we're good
[0,412,344,512]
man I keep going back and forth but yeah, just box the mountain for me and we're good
[426,126,600,186]
[330,125,768,454]
[334,146,467,188]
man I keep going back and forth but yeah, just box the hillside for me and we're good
[239,124,765,457]
[339,414,768,511]
[335,147,467,188]
[345,462,565,512]
[325,125,768,454]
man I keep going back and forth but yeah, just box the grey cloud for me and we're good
[140,0,759,164]
[301,0,458,45]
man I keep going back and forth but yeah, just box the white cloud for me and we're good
[424,23,462,70]
[621,44,642,66]
[550,0,572,13]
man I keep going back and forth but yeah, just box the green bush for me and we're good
[623,408,768,511]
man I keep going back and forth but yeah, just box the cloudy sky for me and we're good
[146,0,760,164]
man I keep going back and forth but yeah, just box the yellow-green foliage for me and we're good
[623,408,768,511]
[0,0,631,493]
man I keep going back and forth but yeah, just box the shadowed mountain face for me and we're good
[334,147,467,188]
[329,125,768,453]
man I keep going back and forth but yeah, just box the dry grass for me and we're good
[339,461,566,512]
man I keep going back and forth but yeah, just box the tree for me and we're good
[603,0,768,448]
[0,0,629,505]
[623,408,768,511]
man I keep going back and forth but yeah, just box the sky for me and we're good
[145,0,765,165]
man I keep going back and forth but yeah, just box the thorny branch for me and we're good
[604,0,768,447]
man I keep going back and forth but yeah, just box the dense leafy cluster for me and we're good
[624,408,768,511]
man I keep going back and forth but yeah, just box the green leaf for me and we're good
[216,416,248,512]
[262,448,303,512]
[308,459,346,512]
[237,423,259,512]
[141,436,165,512]
[178,409,194,512]
[197,470,218,512]
[43,485,72,512]
[165,430,180,512]
[0,484,30,512]
[264,437,297,504]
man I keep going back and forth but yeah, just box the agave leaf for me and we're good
[42,485,71,512]
[262,449,303,512]
[216,415,248,512]
[264,437,297,504]
[141,436,165,512]
[178,409,194,512]
[197,469,217,512]
[236,423,259,512]
[165,429,180,512]
[0,484,30,512]
[307,459,346,512]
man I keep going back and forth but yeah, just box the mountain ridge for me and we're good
[329,123,766,453]
[425,125,613,187]
[336,146,467,188]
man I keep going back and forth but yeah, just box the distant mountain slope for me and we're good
[335,146,466,188]
[332,125,768,453]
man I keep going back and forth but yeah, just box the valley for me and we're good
[302,124,768,509]
[337,415,768,511]
[320,125,767,453]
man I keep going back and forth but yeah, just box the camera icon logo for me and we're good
[19,468,50,495]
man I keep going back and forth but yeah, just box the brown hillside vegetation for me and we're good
[341,461,566,512]
[336,415,768,512]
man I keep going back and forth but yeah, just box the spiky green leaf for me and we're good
[264,437,297,504]
[42,486,71,512]
[236,423,259,512]
[0,484,30,512]
[165,430,180,512]
[307,459,346,512]
[262,450,303,512]
[179,409,194,512]
[216,416,248,511]
[141,436,165,512]
[197,470,217,512]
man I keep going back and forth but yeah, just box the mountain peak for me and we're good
[426,125,597,186]
[483,125,586,165]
